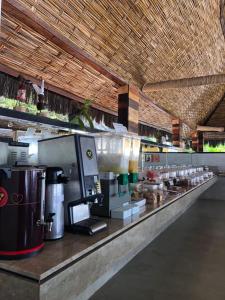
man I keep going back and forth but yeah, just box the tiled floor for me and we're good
[91,195,225,300]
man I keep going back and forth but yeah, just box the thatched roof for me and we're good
[1,0,225,133]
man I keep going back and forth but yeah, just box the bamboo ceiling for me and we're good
[0,12,119,111]
[1,0,225,132]
[0,9,172,131]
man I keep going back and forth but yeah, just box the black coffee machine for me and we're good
[0,166,46,259]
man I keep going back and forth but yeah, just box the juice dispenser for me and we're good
[95,132,131,173]
[91,133,132,217]
[129,136,141,184]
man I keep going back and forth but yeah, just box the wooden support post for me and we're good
[118,85,139,134]
[191,131,198,152]
[172,119,181,147]
[198,132,204,152]
[191,131,203,152]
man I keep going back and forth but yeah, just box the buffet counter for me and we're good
[0,176,217,300]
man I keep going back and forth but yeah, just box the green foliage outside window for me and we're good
[204,143,225,152]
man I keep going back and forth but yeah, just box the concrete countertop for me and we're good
[0,176,216,281]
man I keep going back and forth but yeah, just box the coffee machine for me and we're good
[0,166,46,259]
[7,141,29,165]
[38,134,107,235]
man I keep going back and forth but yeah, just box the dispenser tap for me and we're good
[46,213,55,232]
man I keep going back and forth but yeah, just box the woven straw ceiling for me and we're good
[1,0,225,131]
[0,13,119,111]
[0,8,172,131]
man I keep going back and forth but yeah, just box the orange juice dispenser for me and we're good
[91,133,132,217]
[129,136,141,184]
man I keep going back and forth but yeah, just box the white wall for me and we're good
[192,153,225,172]
[143,153,192,168]
[142,152,225,172]
[167,153,192,166]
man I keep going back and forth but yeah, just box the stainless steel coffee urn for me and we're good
[44,167,68,240]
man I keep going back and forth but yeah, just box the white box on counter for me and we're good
[131,199,146,207]
[111,206,132,219]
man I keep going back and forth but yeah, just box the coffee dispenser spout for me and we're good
[45,213,55,232]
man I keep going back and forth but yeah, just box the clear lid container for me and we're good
[95,133,132,174]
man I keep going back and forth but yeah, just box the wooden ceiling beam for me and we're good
[197,125,224,132]
[2,0,126,87]
[0,64,118,116]
[143,74,225,92]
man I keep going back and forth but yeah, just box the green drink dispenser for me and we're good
[91,133,132,217]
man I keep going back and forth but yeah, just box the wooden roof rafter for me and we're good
[3,1,218,135]
[2,0,127,86]
[0,64,118,117]
[143,74,225,92]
